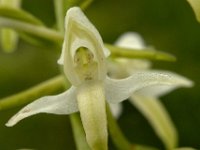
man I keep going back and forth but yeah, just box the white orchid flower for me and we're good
[108,32,194,150]
[6,7,193,150]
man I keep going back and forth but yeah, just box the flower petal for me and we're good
[77,81,108,150]
[6,86,78,127]
[135,71,194,97]
[105,70,193,103]
[130,95,177,149]
[58,9,110,63]
[0,0,21,52]
[115,32,146,49]
[57,7,109,86]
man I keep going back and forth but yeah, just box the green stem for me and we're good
[0,0,21,52]
[0,75,65,111]
[106,44,176,62]
[80,0,94,10]
[63,0,81,11]
[0,27,18,52]
[0,17,63,44]
[63,0,93,11]
[106,104,133,150]
[107,104,160,150]
[70,113,91,150]
[53,0,94,33]
[53,0,64,33]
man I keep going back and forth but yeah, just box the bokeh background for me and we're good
[0,0,200,149]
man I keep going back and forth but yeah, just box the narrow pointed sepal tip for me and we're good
[6,117,17,127]
[186,80,194,87]
[179,77,194,88]
[5,122,13,127]
[5,112,25,127]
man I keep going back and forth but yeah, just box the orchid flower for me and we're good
[108,32,194,150]
[6,7,193,150]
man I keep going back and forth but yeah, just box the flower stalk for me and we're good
[0,0,21,52]
[106,44,176,62]
[0,75,64,111]
[106,104,132,150]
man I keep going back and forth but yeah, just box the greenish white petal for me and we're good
[77,81,107,150]
[6,86,78,127]
[105,70,193,103]
[135,70,193,97]
[115,32,145,49]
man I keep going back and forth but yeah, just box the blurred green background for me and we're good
[0,0,200,149]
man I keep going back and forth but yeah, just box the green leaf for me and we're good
[106,44,176,62]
